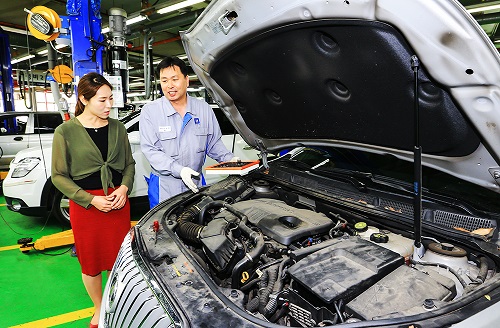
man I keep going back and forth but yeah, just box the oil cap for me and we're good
[370,233,389,243]
[354,221,368,232]
[423,299,435,310]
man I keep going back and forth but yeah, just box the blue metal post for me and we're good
[0,28,15,112]
[66,0,104,83]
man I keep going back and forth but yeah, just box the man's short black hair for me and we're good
[156,56,188,77]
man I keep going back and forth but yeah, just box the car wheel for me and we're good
[53,190,71,226]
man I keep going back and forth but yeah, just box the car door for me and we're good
[27,113,63,149]
[124,112,151,198]
[0,113,30,170]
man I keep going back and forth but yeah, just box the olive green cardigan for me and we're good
[51,117,135,208]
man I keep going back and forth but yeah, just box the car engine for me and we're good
[152,176,495,327]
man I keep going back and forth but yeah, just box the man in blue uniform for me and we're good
[139,56,236,207]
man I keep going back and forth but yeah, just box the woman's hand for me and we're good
[90,196,113,212]
[109,185,129,210]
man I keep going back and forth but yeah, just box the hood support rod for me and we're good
[411,55,425,259]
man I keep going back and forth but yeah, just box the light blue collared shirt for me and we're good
[139,96,233,201]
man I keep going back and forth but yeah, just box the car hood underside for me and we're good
[182,0,500,194]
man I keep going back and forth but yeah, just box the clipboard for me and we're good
[205,160,260,175]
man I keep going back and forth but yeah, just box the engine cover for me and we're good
[347,264,456,319]
[231,199,334,245]
[288,237,404,304]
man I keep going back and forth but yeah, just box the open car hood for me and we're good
[181,0,500,193]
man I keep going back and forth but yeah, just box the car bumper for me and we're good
[2,164,48,214]
[4,196,48,217]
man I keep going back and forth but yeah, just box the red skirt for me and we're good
[70,188,131,276]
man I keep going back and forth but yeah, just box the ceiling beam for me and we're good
[2,32,46,50]
[127,9,203,40]
[130,35,181,51]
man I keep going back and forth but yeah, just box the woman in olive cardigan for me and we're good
[52,73,135,328]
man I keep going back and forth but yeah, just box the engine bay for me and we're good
[145,175,497,327]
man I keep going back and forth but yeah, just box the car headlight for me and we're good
[11,157,41,178]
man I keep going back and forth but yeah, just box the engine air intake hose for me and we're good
[176,196,213,243]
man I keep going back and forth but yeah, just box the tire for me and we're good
[52,190,71,227]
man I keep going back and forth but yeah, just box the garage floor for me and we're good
[0,194,148,328]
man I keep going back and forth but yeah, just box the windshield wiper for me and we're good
[369,175,415,194]
[308,167,368,192]
[278,158,368,192]
[281,157,416,194]
[311,166,417,195]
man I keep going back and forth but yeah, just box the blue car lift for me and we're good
[0,28,15,179]
[0,27,15,113]
[66,0,104,80]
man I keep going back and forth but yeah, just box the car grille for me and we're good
[101,233,176,328]
[432,210,495,232]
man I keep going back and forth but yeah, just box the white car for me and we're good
[0,111,64,170]
[99,1,500,328]
[2,109,258,225]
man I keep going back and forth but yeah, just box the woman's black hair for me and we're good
[75,72,113,116]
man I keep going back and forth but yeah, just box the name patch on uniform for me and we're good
[194,118,200,125]
[159,126,171,132]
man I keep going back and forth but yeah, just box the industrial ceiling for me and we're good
[0,0,499,94]
[0,0,209,93]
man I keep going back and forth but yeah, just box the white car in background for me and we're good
[2,109,258,226]
[0,111,64,170]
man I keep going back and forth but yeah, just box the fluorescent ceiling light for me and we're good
[467,3,500,14]
[127,92,145,97]
[154,55,186,63]
[157,0,205,15]
[1,26,32,35]
[37,44,66,55]
[102,14,146,33]
[101,0,202,33]
[187,86,205,92]
[129,81,145,87]
[11,54,35,64]
[127,15,146,25]
[30,59,50,66]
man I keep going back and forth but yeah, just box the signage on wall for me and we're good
[15,70,52,87]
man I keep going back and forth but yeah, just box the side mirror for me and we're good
[128,131,141,145]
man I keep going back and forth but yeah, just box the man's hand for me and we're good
[230,156,240,162]
[180,167,200,193]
